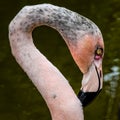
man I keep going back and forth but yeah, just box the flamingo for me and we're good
[9,4,104,120]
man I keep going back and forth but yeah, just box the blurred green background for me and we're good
[0,0,120,120]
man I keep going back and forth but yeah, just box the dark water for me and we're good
[0,0,120,120]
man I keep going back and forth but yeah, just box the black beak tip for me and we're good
[78,89,102,107]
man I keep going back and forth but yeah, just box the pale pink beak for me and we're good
[78,61,103,107]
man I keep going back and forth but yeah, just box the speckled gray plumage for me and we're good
[9,4,102,44]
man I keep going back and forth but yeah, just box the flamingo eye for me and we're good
[94,47,103,60]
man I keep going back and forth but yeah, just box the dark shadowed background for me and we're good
[0,0,120,120]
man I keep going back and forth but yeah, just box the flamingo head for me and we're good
[68,30,104,107]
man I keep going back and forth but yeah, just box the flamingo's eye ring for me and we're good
[94,47,103,60]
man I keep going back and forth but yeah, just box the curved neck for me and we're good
[10,4,100,47]
[9,4,84,120]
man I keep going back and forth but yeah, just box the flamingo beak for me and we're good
[78,62,103,107]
